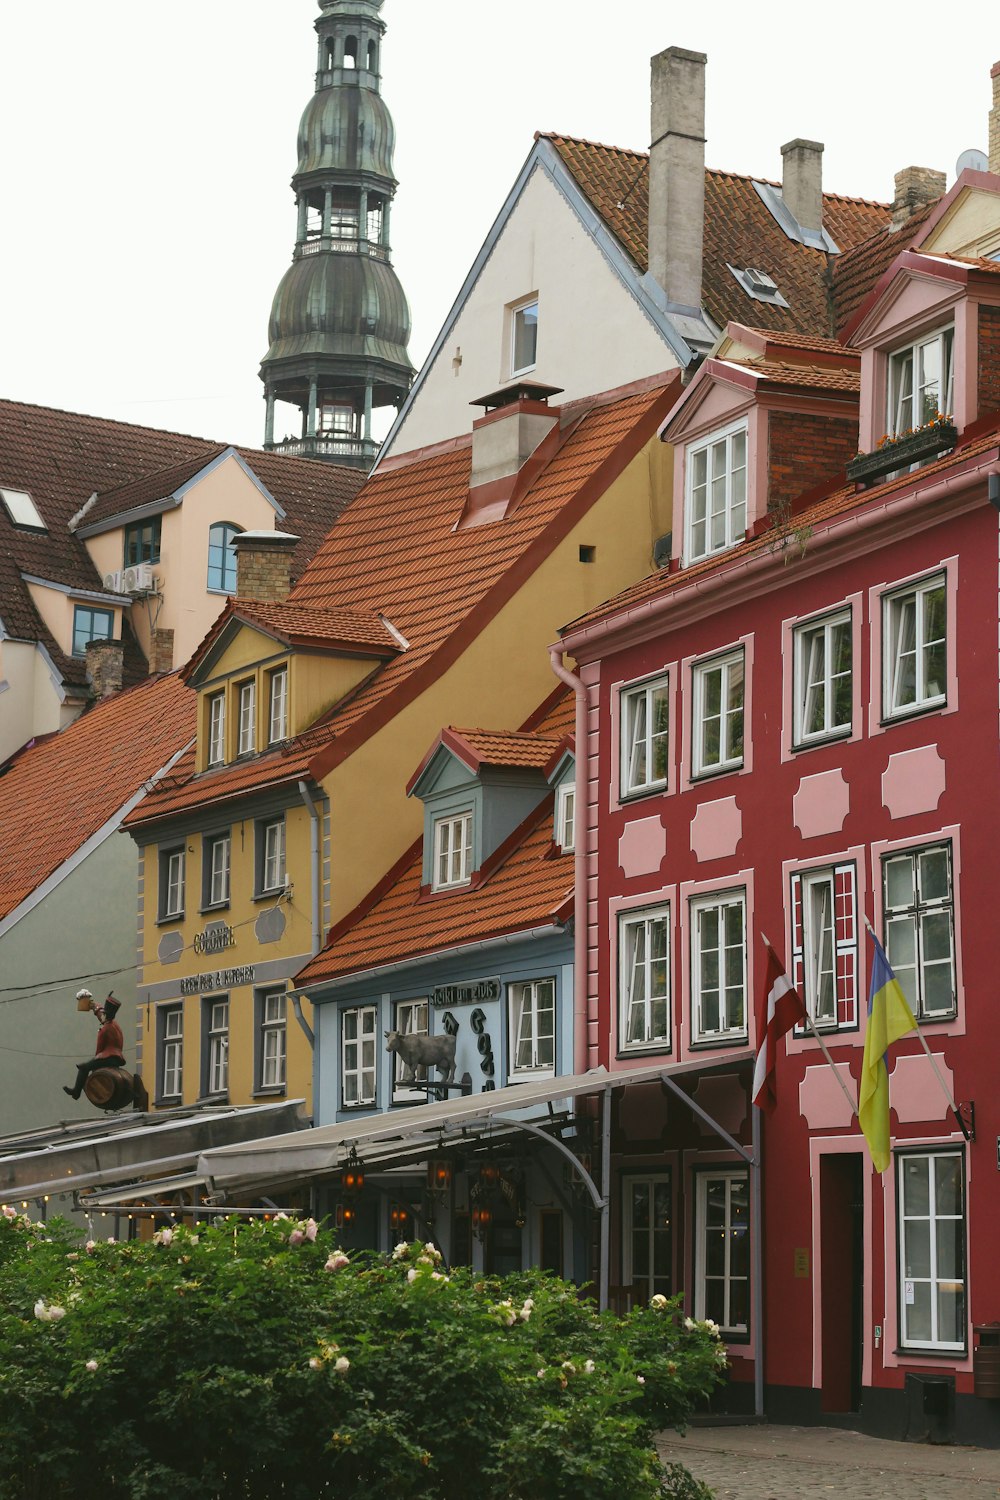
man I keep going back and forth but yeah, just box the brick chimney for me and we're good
[648,46,707,310]
[232,531,299,602]
[891,166,946,229]
[86,639,125,699]
[990,62,1000,175]
[148,627,174,675]
[781,138,824,234]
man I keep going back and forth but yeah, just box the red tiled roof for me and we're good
[443,726,565,772]
[0,672,195,921]
[200,599,403,660]
[542,134,891,339]
[831,205,936,332]
[725,324,859,360]
[127,381,675,827]
[720,358,861,394]
[80,449,229,526]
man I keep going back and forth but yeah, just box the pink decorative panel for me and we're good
[889,1050,955,1123]
[881,745,946,820]
[798,1063,858,1129]
[690,795,742,862]
[692,1072,748,1138]
[617,815,667,878]
[792,768,851,838]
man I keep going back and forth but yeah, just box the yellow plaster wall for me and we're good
[25,582,124,661]
[293,652,375,733]
[923,187,1000,260]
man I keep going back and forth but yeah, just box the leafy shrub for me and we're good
[0,1208,723,1499]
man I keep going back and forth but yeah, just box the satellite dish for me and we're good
[956,148,989,176]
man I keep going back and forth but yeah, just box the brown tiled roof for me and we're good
[831,204,936,331]
[563,420,1000,638]
[295,693,576,987]
[0,672,195,922]
[721,358,861,394]
[201,599,403,660]
[542,134,890,339]
[126,382,674,827]
[726,324,859,360]
[443,726,565,772]
[80,449,229,526]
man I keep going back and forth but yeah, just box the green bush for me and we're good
[0,1208,723,1499]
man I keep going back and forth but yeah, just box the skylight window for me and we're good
[1,487,46,531]
[726,264,789,308]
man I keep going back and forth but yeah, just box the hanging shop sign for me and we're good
[192,923,236,956]
[432,977,501,1009]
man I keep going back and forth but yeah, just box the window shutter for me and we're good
[790,872,805,1033]
[834,862,857,1027]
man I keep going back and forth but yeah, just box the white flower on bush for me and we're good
[406,1267,419,1283]
[683,1316,696,1330]
[561,1361,576,1376]
[334,1356,350,1375]
[518,1297,534,1322]
[391,1241,410,1261]
[636,1374,645,1385]
[497,1299,516,1327]
[325,1251,350,1272]
[84,1240,96,1254]
[308,1356,323,1371]
[33,1300,66,1323]
[583,1359,596,1375]
[85,1360,98,1373]
[536,1368,546,1379]
[153,1227,173,1247]
[430,1271,449,1282]
[702,1318,721,1338]
[288,1227,305,1247]
[650,1293,669,1310]
[1,1205,16,1221]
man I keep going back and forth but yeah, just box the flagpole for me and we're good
[862,916,968,1139]
[760,932,857,1117]
[751,1102,765,1419]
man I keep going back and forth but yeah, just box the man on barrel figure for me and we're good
[63,989,126,1100]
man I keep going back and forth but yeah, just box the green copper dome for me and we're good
[296,85,396,183]
[265,252,411,371]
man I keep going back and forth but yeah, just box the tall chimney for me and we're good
[86,639,125,699]
[781,138,824,233]
[990,62,1000,175]
[232,531,299,602]
[148,627,174,676]
[891,166,946,229]
[648,46,707,310]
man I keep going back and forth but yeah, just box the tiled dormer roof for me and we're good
[187,599,404,671]
[719,358,862,395]
[442,726,565,773]
[77,449,230,528]
[0,672,194,922]
[541,134,891,338]
[831,203,938,332]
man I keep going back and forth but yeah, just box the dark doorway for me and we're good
[820,1153,864,1412]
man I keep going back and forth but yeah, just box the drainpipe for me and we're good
[293,779,322,1049]
[548,645,589,1074]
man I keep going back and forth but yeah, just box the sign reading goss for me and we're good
[431,977,501,1010]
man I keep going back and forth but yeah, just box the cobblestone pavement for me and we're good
[657,1424,1000,1499]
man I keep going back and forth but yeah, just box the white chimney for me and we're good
[781,138,824,234]
[648,46,707,310]
[460,383,562,527]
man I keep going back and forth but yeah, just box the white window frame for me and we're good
[685,420,748,564]
[897,1149,966,1353]
[342,1005,377,1107]
[883,573,947,720]
[391,998,429,1098]
[206,998,229,1096]
[694,1169,751,1336]
[162,848,185,920]
[259,990,287,1091]
[801,868,837,1027]
[207,692,226,766]
[432,812,473,891]
[620,675,670,797]
[882,843,956,1021]
[887,325,954,437]
[692,649,745,778]
[510,296,539,377]
[237,679,256,756]
[793,607,853,747]
[622,1172,673,1305]
[268,668,288,743]
[260,818,286,895]
[206,833,231,909]
[618,906,671,1053]
[508,978,556,1080]
[555,781,575,852]
[1,486,46,530]
[691,890,748,1044]
[160,1006,183,1099]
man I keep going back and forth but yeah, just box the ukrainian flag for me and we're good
[858,932,918,1173]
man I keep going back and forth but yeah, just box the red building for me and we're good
[556,168,1000,1442]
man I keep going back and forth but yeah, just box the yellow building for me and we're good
[125,380,676,1114]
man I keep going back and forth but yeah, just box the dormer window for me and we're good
[207,692,226,767]
[433,812,472,891]
[268,668,288,743]
[555,782,575,851]
[888,327,954,436]
[237,679,256,756]
[686,422,747,563]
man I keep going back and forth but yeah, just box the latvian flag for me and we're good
[752,936,807,1114]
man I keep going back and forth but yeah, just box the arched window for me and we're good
[207,522,242,593]
[367,40,378,71]
[344,35,358,68]
[326,38,336,70]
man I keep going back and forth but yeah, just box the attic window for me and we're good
[726,263,789,308]
[1,487,46,531]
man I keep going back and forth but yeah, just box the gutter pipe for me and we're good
[293,780,321,1049]
[548,645,589,1074]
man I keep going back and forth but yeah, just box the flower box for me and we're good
[847,421,958,486]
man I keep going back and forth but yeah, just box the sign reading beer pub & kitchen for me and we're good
[431,977,501,1009]
[180,965,256,996]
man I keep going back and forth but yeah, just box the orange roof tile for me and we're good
[0,673,195,922]
[831,205,936,331]
[444,726,565,772]
[727,326,859,359]
[211,599,402,658]
[720,358,861,394]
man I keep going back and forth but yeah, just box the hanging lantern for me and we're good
[337,1202,357,1229]
[479,1160,500,1188]
[472,1202,492,1241]
[341,1148,366,1194]
[427,1156,453,1195]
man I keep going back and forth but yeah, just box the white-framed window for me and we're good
[509,978,555,1078]
[897,1150,966,1352]
[888,326,954,436]
[433,813,472,891]
[555,782,575,852]
[686,422,748,563]
[342,1005,377,1106]
[621,676,670,797]
[268,668,288,743]
[793,608,852,746]
[691,891,747,1044]
[159,1006,183,1099]
[1,486,46,530]
[883,573,946,720]
[160,847,185,921]
[622,1173,673,1304]
[259,818,286,895]
[206,998,229,1096]
[790,863,857,1031]
[205,833,231,909]
[695,1169,750,1336]
[391,998,428,1096]
[237,679,256,756]
[511,297,538,376]
[619,906,671,1052]
[319,402,355,438]
[207,692,226,766]
[883,844,956,1021]
[692,649,745,777]
[258,990,287,1091]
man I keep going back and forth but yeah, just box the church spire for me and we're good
[259,0,413,468]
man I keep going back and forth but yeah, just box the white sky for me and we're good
[0,1,996,449]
